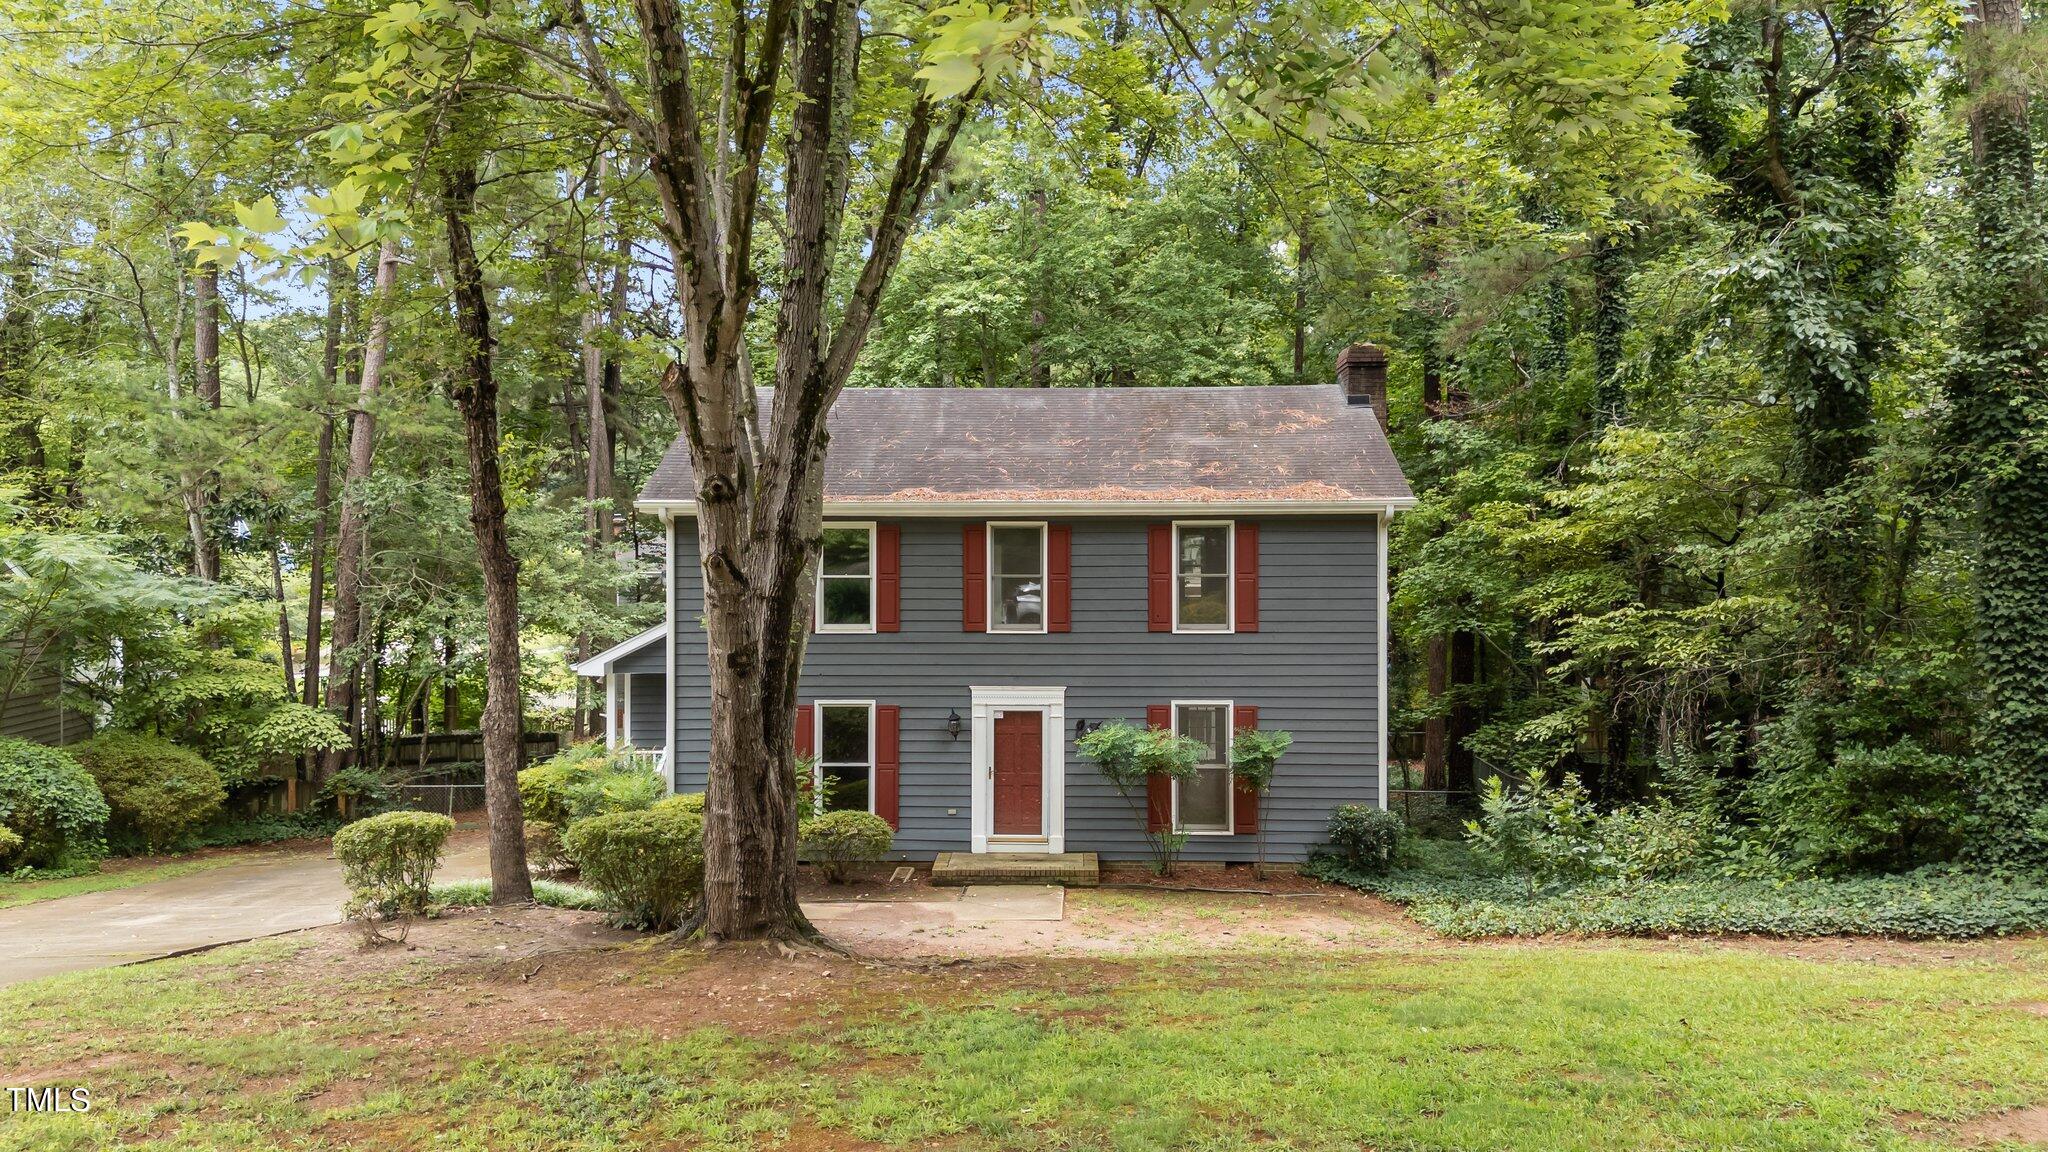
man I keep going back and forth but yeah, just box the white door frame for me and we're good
[969,685,1066,854]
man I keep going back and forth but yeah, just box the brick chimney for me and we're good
[1337,343,1389,432]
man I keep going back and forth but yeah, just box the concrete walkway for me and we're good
[0,842,491,989]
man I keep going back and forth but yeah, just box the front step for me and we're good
[931,851,1099,887]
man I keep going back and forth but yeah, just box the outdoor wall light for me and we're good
[947,709,962,739]
[1075,719,1093,739]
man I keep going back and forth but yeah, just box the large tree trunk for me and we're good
[443,155,534,905]
[188,266,223,582]
[1956,0,2048,865]
[604,0,969,941]
[321,241,399,785]
[303,263,344,710]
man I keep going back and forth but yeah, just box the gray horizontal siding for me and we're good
[0,662,89,747]
[625,673,665,749]
[671,515,1381,862]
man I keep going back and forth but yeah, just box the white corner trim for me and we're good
[663,512,677,797]
[968,685,1067,854]
[1377,509,1393,811]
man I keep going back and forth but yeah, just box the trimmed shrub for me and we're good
[800,810,894,884]
[525,819,570,874]
[74,733,226,853]
[1326,804,1404,872]
[562,804,704,931]
[519,744,662,825]
[659,791,707,816]
[0,737,109,868]
[332,811,454,941]
[0,825,22,867]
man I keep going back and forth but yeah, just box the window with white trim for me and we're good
[816,702,874,813]
[817,524,875,632]
[990,523,1047,633]
[1174,522,1232,632]
[1173,702,1232,833]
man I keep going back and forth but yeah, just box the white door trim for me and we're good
[968,685,1066,854]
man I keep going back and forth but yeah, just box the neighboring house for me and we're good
[583,346,1413,863]
[0,646,90,747]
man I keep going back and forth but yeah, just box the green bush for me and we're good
[1325,804,1404,872]
[1597,801,1715,882]
[518,744,661,826]
[182,811,344,850]
[525,819,569,873]
[0,737,109,868]
[800,809,894,883]
[659,791,706,816]
[432,878,607,911]
[562,804,704,931]
[1465,774,1609,887]
[73,733,226,853]
[332,811,455,936]
[0,825,22,866]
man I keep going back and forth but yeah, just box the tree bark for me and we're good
[304,264,343,711]
[1956,0,2048,865]
[597,0,970,940]
[443,154,534,905]
[188,265,223,582]
[271,536,296,698]
[321,241,399,785]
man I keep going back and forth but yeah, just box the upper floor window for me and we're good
[817,524,874,632]
[1174,702,1233,833]
[1174,522,1232,632]
[816,702,874,813]
[990,523,1047,633]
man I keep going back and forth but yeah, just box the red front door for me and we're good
[992,709,1044,836]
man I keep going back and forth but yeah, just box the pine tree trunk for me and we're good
[322,241,399,785]
[443,155,534,905]
[303,265,342,710]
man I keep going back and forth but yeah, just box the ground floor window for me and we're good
[817,702,873,813]
[1173,702,1232,833]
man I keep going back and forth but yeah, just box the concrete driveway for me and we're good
[0,841,491,988]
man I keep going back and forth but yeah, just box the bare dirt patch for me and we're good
[1957,1104,2048,1147]
[821,884,1434,960]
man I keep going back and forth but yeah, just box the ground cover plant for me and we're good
[2,894,2047,1151]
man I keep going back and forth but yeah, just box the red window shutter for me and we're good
[794,704,814,760]
[874,704,901,830]
[1234,521,1259,633]
[1146,703,1172,831]
[876,524,901,633]
[1147,523,1173,632]
[962,523,987,632]
[1233,705,1260,835]
[1047,523,1072,633]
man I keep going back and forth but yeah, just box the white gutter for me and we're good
[635,497,1419,518]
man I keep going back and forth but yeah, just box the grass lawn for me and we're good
[0,852,282,911]
[3,897,2047,1151]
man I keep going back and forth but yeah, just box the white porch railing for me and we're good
[618,747,669,776]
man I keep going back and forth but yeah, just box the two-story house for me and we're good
[576,346,1414,865]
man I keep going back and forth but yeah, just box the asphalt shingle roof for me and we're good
[638,384,1413,507]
